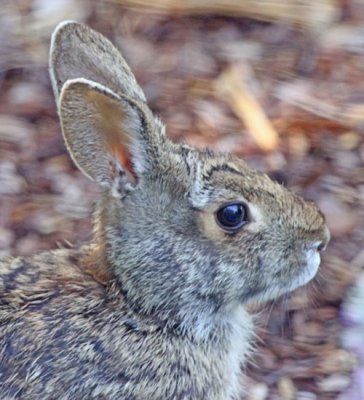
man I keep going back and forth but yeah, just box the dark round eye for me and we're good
[216,202,247,232]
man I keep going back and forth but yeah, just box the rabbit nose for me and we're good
[313,226,330,252]
[307,241,326,253]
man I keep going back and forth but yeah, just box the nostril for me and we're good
[309,241,325,252]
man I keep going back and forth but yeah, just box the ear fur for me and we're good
[59,78,156,187]
[51,21,166,188]
[50,21,146,103]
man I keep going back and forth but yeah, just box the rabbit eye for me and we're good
[216,202,247,232]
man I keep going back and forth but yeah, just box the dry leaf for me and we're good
[215,65,279,151]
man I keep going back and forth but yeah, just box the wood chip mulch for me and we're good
[0,1,363,399]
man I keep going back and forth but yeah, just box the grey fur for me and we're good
[0,21,330,400]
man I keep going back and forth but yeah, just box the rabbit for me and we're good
[0,21,330,400]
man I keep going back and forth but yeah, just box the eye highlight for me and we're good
[215,202,248,233]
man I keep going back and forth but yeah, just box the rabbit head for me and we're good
[50,21,329,334]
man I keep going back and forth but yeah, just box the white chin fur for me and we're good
[290,249,321,291]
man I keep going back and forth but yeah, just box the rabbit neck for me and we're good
[118,277,254,342]
[120,289,255,400]
[112,279,254,399]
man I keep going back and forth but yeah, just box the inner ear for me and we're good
[59,78,148,187]
[89,89,138,182]
[113,147,137,182]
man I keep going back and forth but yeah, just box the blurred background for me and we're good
[0,0,363,399]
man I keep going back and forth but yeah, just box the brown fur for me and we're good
[0,21,330,399]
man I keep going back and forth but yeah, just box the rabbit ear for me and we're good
[49,21,146,103]
[59,78,160,187]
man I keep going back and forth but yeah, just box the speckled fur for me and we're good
[0,21,330,400]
